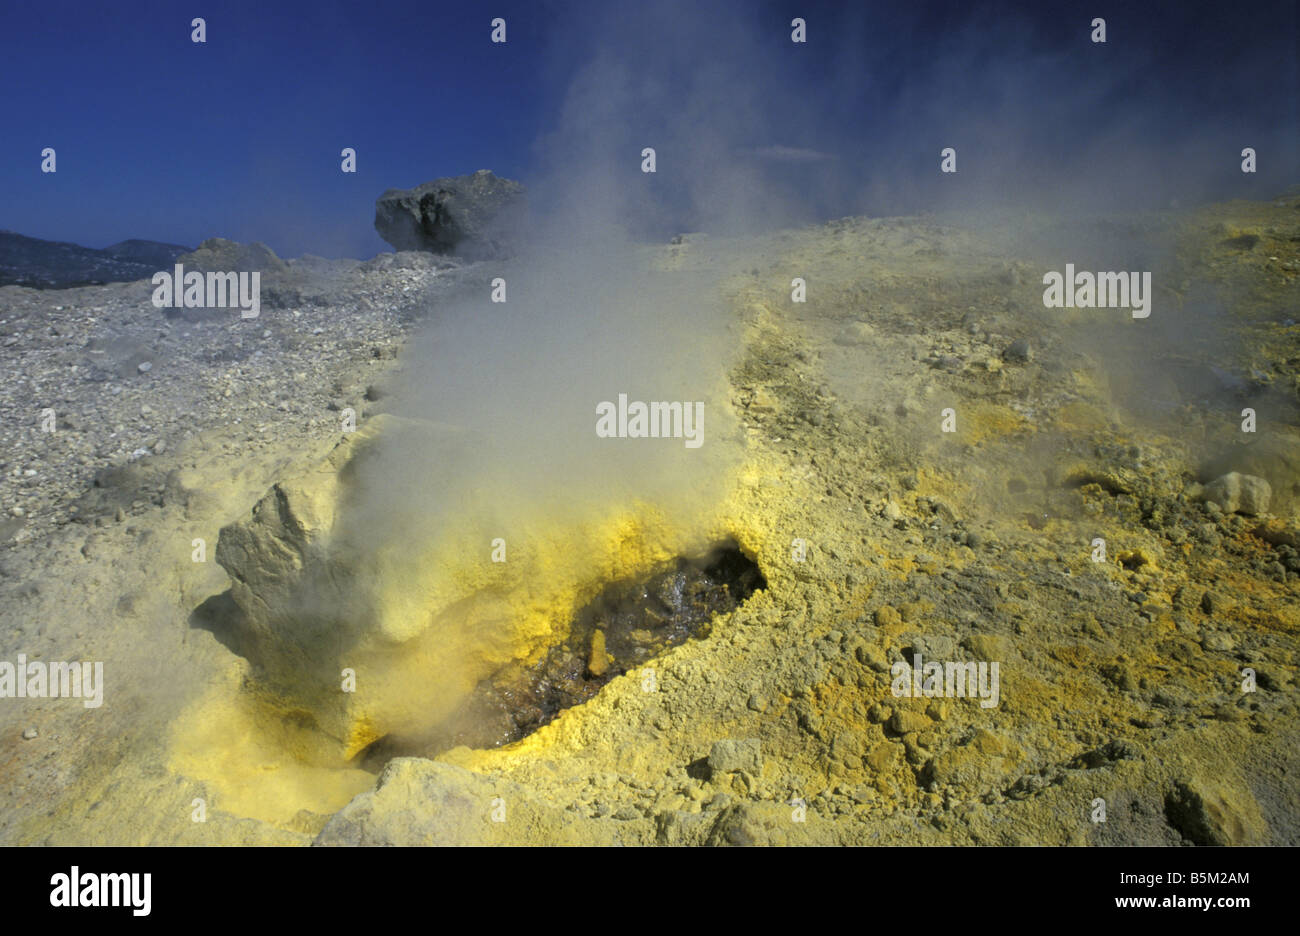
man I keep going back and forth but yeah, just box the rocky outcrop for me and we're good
[210,413,628,759]
[177,237,289,276]
[174,239,375,313]
[213,424,361,700]
[373,169,525,259]
[211,414,472,756]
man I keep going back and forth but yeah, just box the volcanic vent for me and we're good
[187,413,762,776]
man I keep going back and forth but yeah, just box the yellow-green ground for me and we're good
[3,195,1297,845]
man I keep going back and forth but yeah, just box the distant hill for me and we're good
[0,231,192,289]
[101,239,192,267]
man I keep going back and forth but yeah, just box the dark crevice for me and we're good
[356,541,765,771]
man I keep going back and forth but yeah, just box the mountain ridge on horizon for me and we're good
[0,231,193,290]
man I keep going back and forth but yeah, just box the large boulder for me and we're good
[373,169,525,259]
[1204,471,1272,516]
[1201,435,1300,515]
[212,414,521,758]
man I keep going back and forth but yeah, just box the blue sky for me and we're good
[2,0,1295,258]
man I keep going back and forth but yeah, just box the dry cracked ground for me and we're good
[1,193,1298,846]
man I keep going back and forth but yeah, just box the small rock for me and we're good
[586,630,610,678]
[22,727,37,740]
[1002,339,1032,363]
[137,361,152,373]
[1204,472,1271,516]
[874,605,902,628]
[708,738,763,777]
[748,387,778,414]
[1201,632,1236,652]
[889,710,933,734]
[856,643,890,672]
[963,633,1008,660]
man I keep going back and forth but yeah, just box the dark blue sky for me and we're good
[2,0,1295,258]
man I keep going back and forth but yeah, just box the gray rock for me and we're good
[211,414,547,757]
[1002,339,1032,363]
[1204,472,1271,515]
[374,169,526,259]
[705,802,795,846]
[315,758,614,845]
[904,634,955,659]
[212,424,385,745]
[707,738,763,777]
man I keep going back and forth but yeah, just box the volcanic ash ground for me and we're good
[1,195,1298,845]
